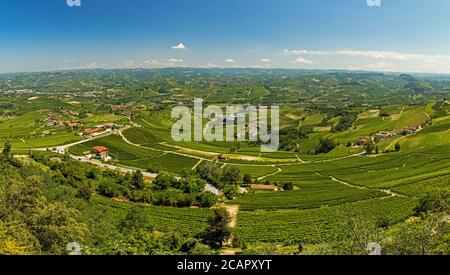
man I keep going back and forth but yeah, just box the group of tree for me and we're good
[0,144,230,255]
[196,162,245,199]
[30,152,217,208]
[315,137,337,154]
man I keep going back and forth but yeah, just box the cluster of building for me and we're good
[356,125,421,145]
[45,113,81,129]
[110,102,146,117]
[62,110,80,116]
[89,146,111,161]
[374,126,421,140]
[82,123,117,138]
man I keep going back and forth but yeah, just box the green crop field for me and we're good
[121,153,200,173]
[2,68,450,255]
[122,127,163,146]
[69,134,160,160]
[236,196,417,244]
[87,196,211,235]
[223,164,279,178]
[233,178,385,211]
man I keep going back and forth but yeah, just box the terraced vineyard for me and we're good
[69,135,161,160]
[236,196,417,244]
[234,179,385,211]
[1,69,449,254]
[87,196,212,235]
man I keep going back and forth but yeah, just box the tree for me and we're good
[77,183,93,201]
[97,179,122,198]
[2,142,11,158]
[203,207,232,249]
[31,202,88,254]
[196,162,222,189]
[283,182,294,191]
[395,142,401,152]
[413,191,449,216]
[0,176,46,218]
[130,170,145,190]
[315,138,336,154]
[243,174,253,185]
[221,166,241,186]
[0,221,37,255]
[384,214,448,255]
[179,176,205,194]
[365,142,375,154]
[119,206,153,233]
[223,185,239,200]
[196,192,217,208]
[152,171,177,190]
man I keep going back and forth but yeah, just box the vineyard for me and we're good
[69,135,160,160]
[86,196,212,235]
[233,178,385,211]
[236,196,417,244]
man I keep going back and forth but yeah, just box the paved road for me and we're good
[37,125,131,155]
[73,155,158,178]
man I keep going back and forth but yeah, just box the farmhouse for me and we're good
[374,131,394,140]
[45,118,64,127]
[218,154,229,161]
[250,184,277,191]
[92,146,111,161]
[64,121,80,129]
[82,127,103,138]
[395,126,420,135]
[356,136,372,145]
[63,110,80,116]
[103,122,117,129]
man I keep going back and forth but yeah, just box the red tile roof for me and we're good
[92,146,108,153]
[83,128,103,134]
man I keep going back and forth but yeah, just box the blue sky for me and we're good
[1,0,450,73]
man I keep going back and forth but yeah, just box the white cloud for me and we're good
[366,61,393,70]
[171,43,187,50]
[280,48,450,73]
[281,49,329,56]
[199,63,219,68]
[281,48,450,62]
[261,58,271,63]
[292,57,314,64]
[142,59,186,68]
[80,62,106,69]
[168,58,183,63]
[225,59,235,63]
[143,59,160,66]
